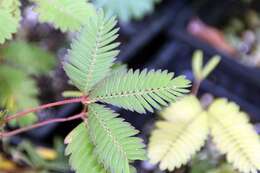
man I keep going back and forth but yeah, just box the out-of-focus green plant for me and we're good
[148,50,260,173]
[192,50,220,81]
[192,50,220,94]
[0,137,69,173]
[208,164,239,173]
[0,0,161,44]
[92,0,161,22]
[224,8,260,67]
[30,0,96,32]
[0,110,7,127]
[0,0,21,44]
[190,141,239,173]
[0,0,96,44]
[0,41,55,126]
[191,156,215,173]
[191,155,238,173]
[15,139,69,172]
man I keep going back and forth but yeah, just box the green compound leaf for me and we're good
[209,99,260,173]
[64,10,119,94]
[0,65,38,126]
[148,96,209,171]
[65,123,108,173]
[160,95,203,122]
[31,0,96,32]
[0,0,21,44]
[93,0,160,22]
[88,104,146,173]
[90,69,191,114]
[1,41,56,75]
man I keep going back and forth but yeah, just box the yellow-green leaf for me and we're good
[148,96,208,171]
[209,99,260,173]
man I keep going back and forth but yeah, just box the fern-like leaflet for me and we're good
[64,10,120,94]
[209,99,260,173]
[88,104,146,173]
[148,96,208,171]
[148,95,260,173]
[90,69,190,113]
[65,123,108,173]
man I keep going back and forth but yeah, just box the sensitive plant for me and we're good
[0,8,190,173]
[93,0,161,22]
[148,51,260,173]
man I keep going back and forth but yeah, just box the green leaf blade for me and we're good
[0,0,21,44]
[209,99,260,173]
[202,55,221,79]
[88,104,146,173]
[32,0,96,32]
[0,65,39,126]
[0,10,20,44]
[93,0,160,22]
[148,96,209,171]
[64,11,120,94]
[89,69,191,113]
[192,50,203,80]
[1,41,56,75]
[65,123,108,173]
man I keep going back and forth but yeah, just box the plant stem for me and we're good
[191,80,201,96]
[5,97,87,123]
[0,113,85,138]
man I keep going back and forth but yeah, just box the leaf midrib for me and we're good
[84,22,104,93]
[160,114,204,162]
[211,115,257,169]
[90,85,178,102]
[91,109,129,172]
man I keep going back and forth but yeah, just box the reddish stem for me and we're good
[191,80,201,96]
[5,97,87,123]
[0,113,85,138]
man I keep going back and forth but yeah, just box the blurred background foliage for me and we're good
[0,41,55,126]
[0,137,68,173]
